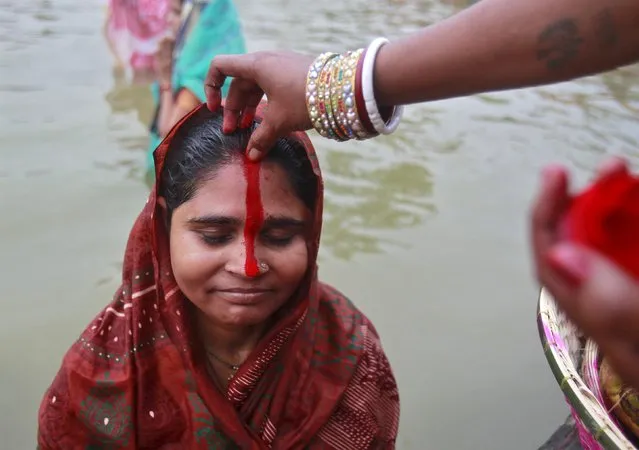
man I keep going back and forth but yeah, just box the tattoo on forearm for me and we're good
[593,9,618,48]
[537,19,584,70]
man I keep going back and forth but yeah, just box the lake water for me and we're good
[1,0,638,448]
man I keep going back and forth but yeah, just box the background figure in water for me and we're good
[103,0,172,84]
[147,0,247,175]
[103,0,247,178]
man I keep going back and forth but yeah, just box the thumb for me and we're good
[552,243,639,339]
[579,247,639,339]
[577,247,639,390]
[246,118,282,161]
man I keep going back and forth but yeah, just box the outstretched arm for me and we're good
[374,0,639,106]
[205,0,639,158]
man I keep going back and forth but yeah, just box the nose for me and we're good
[224,244,248,276]
[224,243,267,278]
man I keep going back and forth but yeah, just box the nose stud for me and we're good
[258,261,270,274]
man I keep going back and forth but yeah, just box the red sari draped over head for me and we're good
[38,104,400,449]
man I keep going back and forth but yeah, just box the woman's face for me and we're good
[167,159,311,328]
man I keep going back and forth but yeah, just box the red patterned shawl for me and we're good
[38,104,400,449]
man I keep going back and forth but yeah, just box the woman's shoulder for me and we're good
[40,297,133,401]
[38,282,187,447]
[317,281,375,328]
[313,286,400,449]
[316,282,391,357]
[45,276,168,379]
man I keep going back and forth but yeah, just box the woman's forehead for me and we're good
[177,161,307,220]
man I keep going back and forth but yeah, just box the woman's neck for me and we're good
[195,312,270,364]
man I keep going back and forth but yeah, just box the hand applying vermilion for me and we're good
[531,157,639,390]
[205,52,313,161]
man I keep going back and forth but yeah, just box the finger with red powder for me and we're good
[530,165,571,274]
[595,156,627,179]
[205,54,257,112]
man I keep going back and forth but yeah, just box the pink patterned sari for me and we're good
[104,0,171,83]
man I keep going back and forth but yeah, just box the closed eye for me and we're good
[200,233,233,246]
[261,233,295,247]
[259,217,306,248]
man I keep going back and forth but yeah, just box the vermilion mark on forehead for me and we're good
[242,156,264,277]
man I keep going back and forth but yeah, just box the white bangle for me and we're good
[361,37,403,135]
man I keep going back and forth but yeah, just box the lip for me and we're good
[218,288,272,294]
[215,288,273,305]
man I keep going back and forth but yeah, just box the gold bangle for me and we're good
[335,49,364,140]
[306,52,338,139]
[329,54,349,140]
[305,48,370,141]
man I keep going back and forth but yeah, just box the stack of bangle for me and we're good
[305,37,403,141]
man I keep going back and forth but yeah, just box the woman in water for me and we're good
[37,104,400,449]
[103,0,172,84]
[148,0,246,172]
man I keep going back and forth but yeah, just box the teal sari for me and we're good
[147,0,246,171]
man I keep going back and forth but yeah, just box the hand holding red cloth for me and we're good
[531,157,639,392]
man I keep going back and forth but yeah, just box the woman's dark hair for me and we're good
[159,108,317,217]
